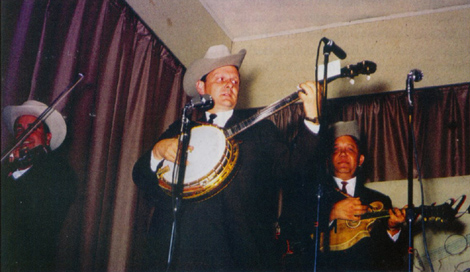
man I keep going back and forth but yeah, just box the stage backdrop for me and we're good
[250,82,469,182]
[2,0,468,271]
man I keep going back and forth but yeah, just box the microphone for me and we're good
[321,37,347,60]
[406,69,423,106]
[190,94,214,110]
[408,69,424,82]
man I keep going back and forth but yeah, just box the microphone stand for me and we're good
[166,102,193,271]
[405,70,422,272]
[312,44,333,272]
[165,95,213,271]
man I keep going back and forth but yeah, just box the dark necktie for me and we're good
[208,113,217,124]
[341,181,348,194]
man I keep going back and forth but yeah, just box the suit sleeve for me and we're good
[132,120,183,202]
[370,194,408,270]
[279,121,323,254]
[132,150,161,202]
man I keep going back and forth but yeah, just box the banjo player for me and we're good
[132,44,322,271]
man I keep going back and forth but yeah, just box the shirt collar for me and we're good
[11,167,32,180]
[205,110,233,127]
[333,176,357,196]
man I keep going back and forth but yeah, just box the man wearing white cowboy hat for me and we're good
[132,44,322,270]
[1,100,76,272]
[3,100,67,163]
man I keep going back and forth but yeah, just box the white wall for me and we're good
[126,1,469,109]
[233,8,470,108]
[125,0,232,66]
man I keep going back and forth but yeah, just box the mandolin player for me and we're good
[282,120,409,271]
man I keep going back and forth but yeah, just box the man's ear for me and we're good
[196,80,205,95]
[46,132,52,146]
[358,154,365,167]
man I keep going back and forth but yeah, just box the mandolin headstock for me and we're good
[418,195,466,223]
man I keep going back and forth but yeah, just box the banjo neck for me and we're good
[223,60,377,139]
[224,91,300,139]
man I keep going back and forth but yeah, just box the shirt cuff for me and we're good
[388,229,401,242]
[304,119,320,134]
[150,152,162,172]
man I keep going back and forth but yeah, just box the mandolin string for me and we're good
[334,188,391,220]
[360,212,390,220]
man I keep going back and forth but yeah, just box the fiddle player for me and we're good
[132,45,322,271]
[1,100,77,271]
[284,119,408,271]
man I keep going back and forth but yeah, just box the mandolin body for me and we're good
[321,201,384,251]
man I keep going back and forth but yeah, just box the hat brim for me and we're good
[3,102,67,150]
[183,49,246,97]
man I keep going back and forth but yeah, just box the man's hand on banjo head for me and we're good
[153,138,194,163]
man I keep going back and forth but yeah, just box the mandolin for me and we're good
[323,198,464,251]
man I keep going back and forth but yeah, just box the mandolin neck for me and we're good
[360,210,391,220]
[224,91,300,138]
[360,207,422,221]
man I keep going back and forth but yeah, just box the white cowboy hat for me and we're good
[3,100,67,150]
[183,44,246,97]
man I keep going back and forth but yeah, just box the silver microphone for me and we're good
[409,69,424,82]
[190,94,214,110]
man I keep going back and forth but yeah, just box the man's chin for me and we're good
[336,163,350,169]
[335,168,353,175]
[217,101,236,110]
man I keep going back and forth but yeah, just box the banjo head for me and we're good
[158,125,239,201]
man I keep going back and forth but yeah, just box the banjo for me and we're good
[157,61,377,201]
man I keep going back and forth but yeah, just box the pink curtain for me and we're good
[2,0,187,270]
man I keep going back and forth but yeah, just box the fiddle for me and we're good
[1,73,83,163]
[8,145,48,170]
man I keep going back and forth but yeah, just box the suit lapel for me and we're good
[224,113,241,128]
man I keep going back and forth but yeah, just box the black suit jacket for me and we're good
[1,153,77,272]
[133,110,290,271]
